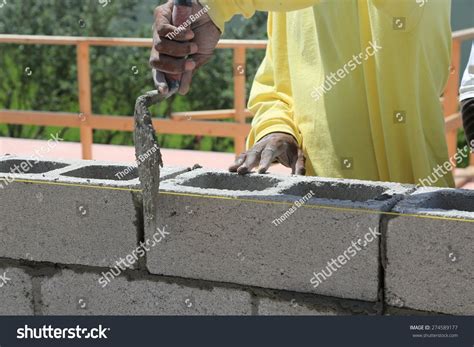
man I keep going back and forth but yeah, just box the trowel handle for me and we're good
[168,0,193,91]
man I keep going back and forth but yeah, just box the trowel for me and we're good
[134,0,192,235]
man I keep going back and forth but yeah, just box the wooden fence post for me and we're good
[234,46,247,155]
[443,39,462,162]
[77,42,93,160]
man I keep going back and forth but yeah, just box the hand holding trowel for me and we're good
[134,0,193,231]
[134,0,220,231]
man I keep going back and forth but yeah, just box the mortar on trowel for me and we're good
[134,0,192,236]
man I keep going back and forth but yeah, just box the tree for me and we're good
[0,0,268,152]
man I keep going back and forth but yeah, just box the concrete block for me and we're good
[0,155,187,187]
[56,162,187,185]
[147,169,413,302]
[40,268,252,315]
[385,187,474,315]
[0,156,187,267]
[0,266,34,315]
[259,297,339,316]
[0,155,141,188]
[0,157,69,175]
[384,306,439,316]
[257,291,379,316]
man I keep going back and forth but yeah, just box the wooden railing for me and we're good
[0,30,473,164]
[0,35,266,158]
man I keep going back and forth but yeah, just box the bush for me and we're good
[0,0,267,152]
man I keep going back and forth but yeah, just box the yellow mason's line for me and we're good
[1,177,473,224]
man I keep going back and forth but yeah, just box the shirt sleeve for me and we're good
[460,42,474,102]
[198,0,319,32]
[246,13,302,149]
[461,98,474,149]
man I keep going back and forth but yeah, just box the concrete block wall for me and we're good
[385,188,474,315]
[0,155,185,267]
[0,156,472,315]
[0,265,34,315]
[152,170,412,302]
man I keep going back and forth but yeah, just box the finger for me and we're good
[150,46,169,94]
[258,146,279,174]
[149,54,196,74]
[154,3,194,42]
[237,150,260,175]
[155,39,198,58]
[295,148,306,176]
[177,54,213,95]
[149,31,162,71]
[192,53,214,70]
[178,70,193,95]
[273,138,298,168]
[229,153,246,172]
[153,71,169,95]
[289,149,297,175]
[277,150,292,168]
[157,23,195,42]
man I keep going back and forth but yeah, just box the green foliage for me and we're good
[0,0,267,152]
[0,2,470,166]
[457,129,470,168]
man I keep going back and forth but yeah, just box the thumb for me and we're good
[153,69,170,95]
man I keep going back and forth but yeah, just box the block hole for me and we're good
[179,172,281,191]
[422,191,474,213]
[0,159,69,174]
[282,181,389,202]
[60,165,138,181]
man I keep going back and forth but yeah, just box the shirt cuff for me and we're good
[198,0,254,32]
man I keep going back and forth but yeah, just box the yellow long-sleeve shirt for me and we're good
[200,0,454,187]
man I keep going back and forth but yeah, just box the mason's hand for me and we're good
[229,133,306,175]
[149,0,221,95]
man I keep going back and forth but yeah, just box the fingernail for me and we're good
[190,43,198,54]
[157,83,169,94]
[237,167,249,175]
[185,60,196,71]
[158,85,169,94]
